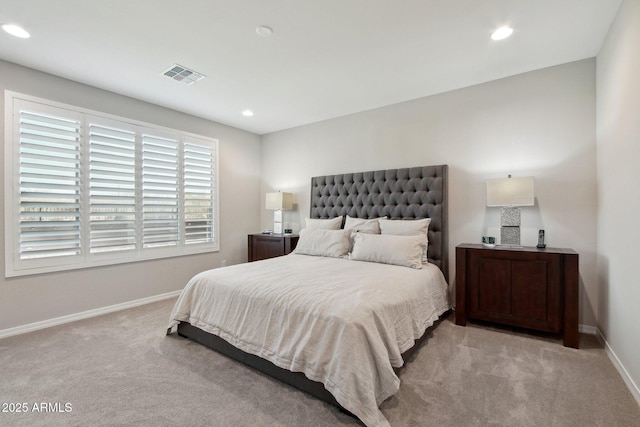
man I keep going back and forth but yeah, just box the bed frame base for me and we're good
[177,322,344,409]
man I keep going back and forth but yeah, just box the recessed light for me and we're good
[256,26,273,38]
[242,109,254,117]
[2,24,30,39]
[491,26,513,41]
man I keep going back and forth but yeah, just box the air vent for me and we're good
[162,64,205,85]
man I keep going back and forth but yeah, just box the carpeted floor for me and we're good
[1,298,639,427]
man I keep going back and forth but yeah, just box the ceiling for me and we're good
[0,0,622,135]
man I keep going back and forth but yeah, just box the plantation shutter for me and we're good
[142,134,179,248]
[17,109,82,260]
[183,142,215,244]
[88,122,137,253]
[6,93,219,277]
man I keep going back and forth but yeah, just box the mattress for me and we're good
[168,253,449,427]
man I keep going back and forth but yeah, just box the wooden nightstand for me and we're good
[455,243,579,348]
[248,233,299,262]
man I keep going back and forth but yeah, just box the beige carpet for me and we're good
[1,298,639,427]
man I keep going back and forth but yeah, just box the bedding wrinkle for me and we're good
[169,254,449,427]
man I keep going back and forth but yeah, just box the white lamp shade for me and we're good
[486,176,534,207]
[266,192,293,210]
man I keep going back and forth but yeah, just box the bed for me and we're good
[168,165,449,427]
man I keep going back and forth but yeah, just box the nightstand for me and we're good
[455,243,579,348]
[248,233,299,262]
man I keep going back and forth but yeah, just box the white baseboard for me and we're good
[597,328,640,407]
[579,323,598,335]
[0,290,181,340]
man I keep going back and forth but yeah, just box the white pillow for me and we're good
[378,218,431,263]
[304,216,343,230]
[349,233,425,269]
[293,228,350,258]
[344,215,381,234]
[378,217,430,236]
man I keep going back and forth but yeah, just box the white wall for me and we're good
[0,60,262,332]
[596,0,640,401]
[261,59,598,327]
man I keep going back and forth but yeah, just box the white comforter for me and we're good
[168,254,449,427]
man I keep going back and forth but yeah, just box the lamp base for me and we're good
[273,210,283,234]
[500,207,521,246]
[500,226,521,246]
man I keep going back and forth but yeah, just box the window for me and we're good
[4,92,219,277]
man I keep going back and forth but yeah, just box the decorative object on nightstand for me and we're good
[265,191,293,234]
[537,229,546,248]
[455,243,579,348]
[481,236,496,248]
[248,233,299,262]
[486,175,534,246]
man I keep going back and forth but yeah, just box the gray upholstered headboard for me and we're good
[310,165,448,282]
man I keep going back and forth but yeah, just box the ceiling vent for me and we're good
[162,64,205,85]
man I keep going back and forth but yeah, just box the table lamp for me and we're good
[486,175,534,246]
[265,192,293,234]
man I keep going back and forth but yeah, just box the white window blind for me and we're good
[184,142,215,244]
[5,93,219,277]
[18,109,82,261]
[88,123,137,254]
[142,134,179,248]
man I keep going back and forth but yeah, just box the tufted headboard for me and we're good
[310,165,448,282]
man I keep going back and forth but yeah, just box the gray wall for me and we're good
[596,0,640,402]
[0,60,262,331]
[261,59,598,328]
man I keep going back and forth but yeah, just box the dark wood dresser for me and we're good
[455,243,579,348]
[248,233,299,262]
